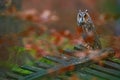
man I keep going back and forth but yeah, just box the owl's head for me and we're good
[77,10,90,26]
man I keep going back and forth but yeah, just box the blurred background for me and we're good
[21,0,120,35]
[0,0,120,76]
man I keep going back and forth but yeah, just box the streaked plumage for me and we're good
[77,10,102,50]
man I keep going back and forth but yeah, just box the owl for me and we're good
[77,10,102,50]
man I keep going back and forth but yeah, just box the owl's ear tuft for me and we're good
[85,10,88,13]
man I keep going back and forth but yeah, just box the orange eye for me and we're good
[84,14,88,19]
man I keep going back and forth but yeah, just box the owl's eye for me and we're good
[84,14,88,19]
[84,14,87,18]
[79,15,81,17]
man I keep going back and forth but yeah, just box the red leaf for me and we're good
[76,27,83,35]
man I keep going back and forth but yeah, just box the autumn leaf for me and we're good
[76,27,83,35]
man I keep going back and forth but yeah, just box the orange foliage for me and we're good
[76,27,83,35]
[58,65,75,74]
[115,49,120,58]
[69,74,79,80]
[109,36,120,58]
[19,26,35,37]
[59,30,73,39]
